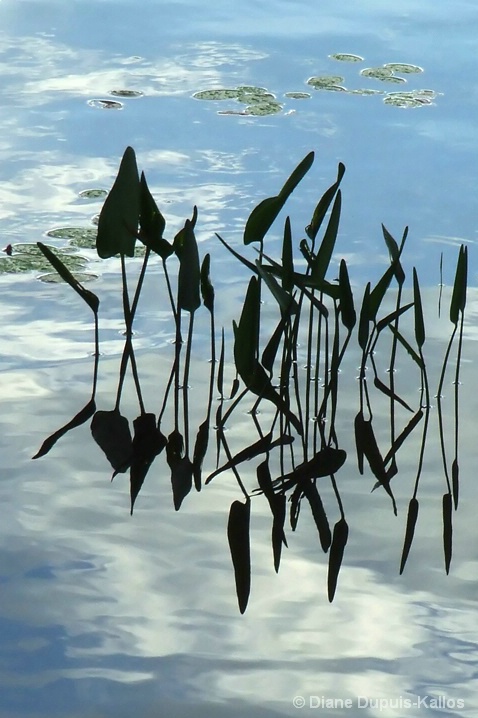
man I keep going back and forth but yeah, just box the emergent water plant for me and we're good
[33,147,467,613]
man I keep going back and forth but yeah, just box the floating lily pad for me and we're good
[384,63,423,74]
[350,88,384,95]
[47,227,98,243]
[39,271,98,284]
[79,189,108,200]
[330,53,364,62]
[236,86,270,94]
[284,92,311,99]
[360,67,394,80]
[0,244,88,275]
[383,89,436,108]
[193,89,241,101]
[87,99,123,110]
[243,101,283,116]
[380,75,407,84]
[307,75,345,89]
[109,89,144,98]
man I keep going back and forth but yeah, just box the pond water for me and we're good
[1,1,478,716]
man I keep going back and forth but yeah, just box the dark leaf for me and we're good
[450,244,468,326]
[37,242,99,314]
[228,498,251,614]
[355,413,397,515]
[306,162,345,241]
[311,190,341,284]
[271,447,347,491]
[328,518,349,602]
[33,399,96,459]
[200,253,215,313]
[338,259,356,331]
[171,456,193,511]
[372,375,414,412]
[452,459,459,510]
[139,172,171,258]
[290,484,302,531]
[177,219,200,313]
[255,261,298,315]
[302,480,331,552]
[281,216,294,292]
[91,409,132,474]
[96,146,140,258]
[399,497,419,574]
[130,414,167,513]
[206,432,293,484]
[412,268,425,348]
[243,152,314,245]
[271,493,287,572]
[381,224,405,286]
[443,492,453,574]
[192,420,209,491]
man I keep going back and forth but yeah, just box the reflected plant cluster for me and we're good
[33,147,467,613]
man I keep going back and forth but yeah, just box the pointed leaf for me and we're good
[399,497,419,574]
[302,481,331,552]
[452,459,459,510]
[91,409,132,474]
[228,498,251,613]
[281,216,294,292]
[37,242,99,314]
[338,259,356,330]
[177,219,200,313]
[200,253,215,313]
[130,413,167,513]
[328,518,349,602]
[450,245,468,326]
[192,420,209,491]
[96,146,140,258]
[139,172,172,259]
[443,491,453,574]
[311,190,341,284]
[413,268,425,348]
[171,456,193,511]
[33,399,96,459]
[306,162,345,241]
[243,152,314,244]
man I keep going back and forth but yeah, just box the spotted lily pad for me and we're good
[383,89,436,108]
[193,89,241,101]
[79,189,108,200]
[284,92,311,99]
[307,75,345,89]
[47,227,98,243]
[0,244,88,275]
[243,101,283,115]
[360,67,394,80]
[39,271,98,284]
[109,89,144,98]
[350,88,384,96]
[384,63,423,74]
[330,53,364,62]
[87,99,123,110]
[194,86,283,115]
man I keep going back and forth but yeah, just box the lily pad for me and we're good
[360,67,394,80]
[87,99,123,110]
[243,101,283,116]
[284,92,311,99]
[384,63,423,74]
[330,53,364,63]
[39,271,98,284]
[307,75,345,89]
[109,89,144,98]
[0,244,88,275]
[383,90,436,108]
[79,189,108,200]
[47,227,98,243]
[380,75,407,84]
[351,88,384,96]
[193,89,241,101]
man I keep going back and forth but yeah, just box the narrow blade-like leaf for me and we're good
[399,497,419,574]
[443,491,453,574]
[37,242,99,314]
[328,518,349,602]
[228,498,251,614]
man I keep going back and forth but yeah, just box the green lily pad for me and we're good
[236,86,270,94]
[109,89,144,98]
[79,189,108,200]
[237,90,276,103]
[350,88,384,95]
[0,244,88,275]
[380,75,407,84]
[87,99,123,110]
[46,227,98,243]
[39,271,98,284]
[330,53,364,62]
[384,63,423,74]
[360,66,394,79]
[307,75,345,89]
[383,90,435,108]
[243,101,283,115]
[284,92,311,99]
[193,89,241,101]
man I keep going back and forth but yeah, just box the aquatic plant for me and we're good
[33,147,467,612]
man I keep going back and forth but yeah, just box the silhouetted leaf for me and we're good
[37,242,99,314]
[244,152,314,244]
[382,410,423,469]
[306,162,345,241]
[355,413,397,515]
[338,259,356,330]
[452,459,459,510]
[262,316,286,373]
[33,399,96,459]
[290,484,302,530]
[302,480,331,552]
[388,326,424,370]
[233,276,260,381]
[413,268,425,348]
[200,253,215,312]
[96,146,139,258]
[91,409,132,474]
[328,518,349,602]
[192,420,209,491]
[228,498,251,614]
[311,190,341,284]
[177,219,200,313]
[271,493,287,572]
[256,262,298,314]
[443,491,452,574]
[358,283,371,351]
[271,447,347,491]
[382,224,405,286]
[354,411,365,474]
[373,375,413,412]
[281,216,294,292]
[450,244,467,326]
[206,432,293,484]
[139,172,172,259]
[399,497,419,574]
[130,413,167,514]
[375,302,414,335]
[171,456,193,511]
